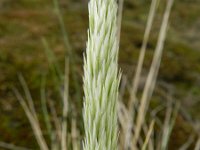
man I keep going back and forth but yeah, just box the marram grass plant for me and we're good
[83,0,121,149]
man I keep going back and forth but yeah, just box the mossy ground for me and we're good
[0,0,200,149]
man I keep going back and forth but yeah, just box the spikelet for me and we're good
[83,0,120,149]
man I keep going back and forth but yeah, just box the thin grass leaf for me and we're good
[42,38,63,84]
[124,0,158,148]
[194,136,200,150]
[18,74,38,120]
[142,120,155,150]
[48,100,62,142]
[52,0,72,55]
[52,0,81,103]
[40,75,54,145]
[117,0,124,43]
[0,141,32,150]
[13,88,49,150]
[178,135,195,150]
[71,118,80,150]
[131,0,158,97]
[61,58,69,150]
[133,0,174,146]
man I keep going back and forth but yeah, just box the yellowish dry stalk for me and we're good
[142,120,155,150]
[61,59,69,150]
[13,88,49,150]
[125,0,158,148]
[133,0,174,147]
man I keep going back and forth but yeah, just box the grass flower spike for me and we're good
[83,0,120,149]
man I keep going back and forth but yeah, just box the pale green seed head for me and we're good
[83,0,120,149]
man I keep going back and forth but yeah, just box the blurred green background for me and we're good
[0,0,200,149]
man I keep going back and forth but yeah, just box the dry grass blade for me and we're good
[178,135,195,150]
[157,100,179,150]
[18,74,38,120]
[42,38,63,90]
[53,0,81,102]
[48,100,62,141]
[124,0,158,148]
[118,103,128,149]
[71,118,80,150]
[13,88,49,150]
[53,0,72,54]
[142,121,154,150]
[61,58,69,150]
[131,0,158,98]
[40,76,54,145]
[117,0,124,42]
[142,120,155,150]
[160,100,173,150]
[194,137,200,150]
[119,75,127,101]
[133,0,174,146]
[0,141,32,150]
[124,92,138,150]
